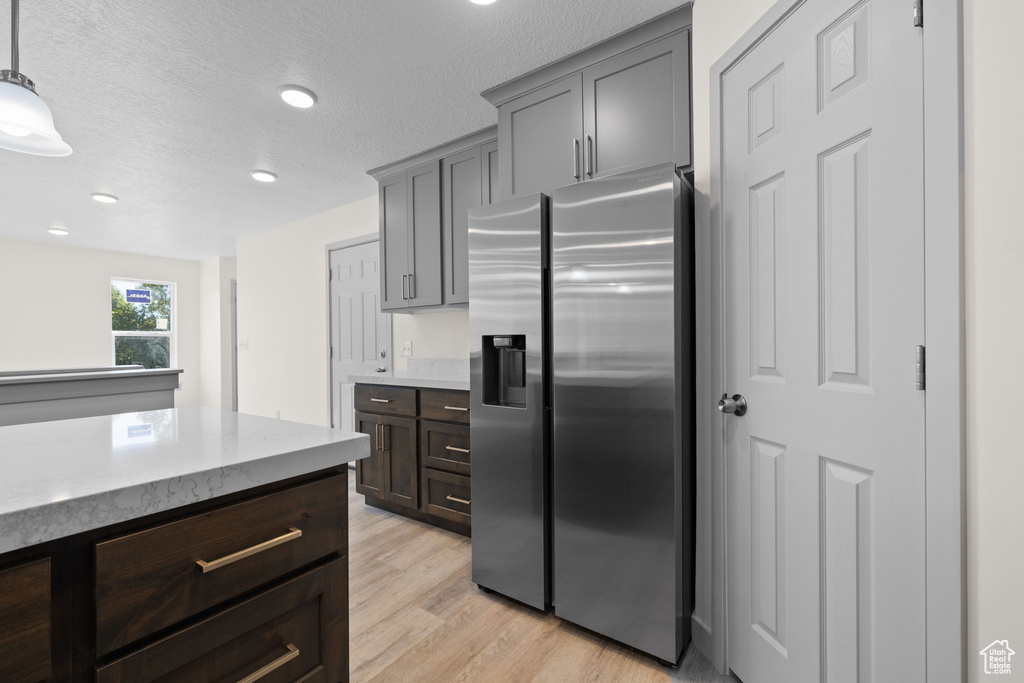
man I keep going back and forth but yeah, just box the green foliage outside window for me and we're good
[111,282,173,369]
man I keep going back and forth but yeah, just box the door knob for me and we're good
[718,393,747,417]
[375,367,387,373]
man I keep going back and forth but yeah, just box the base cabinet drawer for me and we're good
[95,475,346,655]
[421,420,470,476]
[354,385,417,416]
[0,558,51,683]
[97,559,347,683]
[423,468,471,526]
[420,389,470,424]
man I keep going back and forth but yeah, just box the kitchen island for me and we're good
[0,407,368,682]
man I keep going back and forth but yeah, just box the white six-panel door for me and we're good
[329,241,390,432]
[719,0,926,681]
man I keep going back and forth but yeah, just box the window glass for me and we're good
[111,280,174,369]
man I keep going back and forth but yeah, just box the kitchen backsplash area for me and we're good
[406,358,470,375]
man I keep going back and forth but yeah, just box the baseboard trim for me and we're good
[691,614,718,672]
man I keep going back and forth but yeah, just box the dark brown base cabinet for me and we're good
[0,469,350,682]
[355,384,471,536]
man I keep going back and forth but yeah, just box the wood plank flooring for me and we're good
[347,470,740,683]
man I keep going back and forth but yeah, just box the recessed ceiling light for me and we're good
[48,228,69,236]
[278,85,317,109]
[251,170,277,183]
[469,0,497,4]
[91,193,118,203]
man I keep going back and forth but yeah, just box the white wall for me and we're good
[392,311,469,371]
[964,1,1024,679]
[0,236,202,407]
[199,256,237,410]
[692,0,1020,678]
[235,195,469,426]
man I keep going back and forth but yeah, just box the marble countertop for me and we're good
[0,407,369,553]
[347,371,470,391]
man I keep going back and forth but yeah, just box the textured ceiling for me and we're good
[0,0,684,260]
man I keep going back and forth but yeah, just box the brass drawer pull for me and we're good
[196,528,303,573]
[237,643,300,683]
[445,445,470,454]
[444,406,469,412]
[370,398,391,403]
[446,495,471,505]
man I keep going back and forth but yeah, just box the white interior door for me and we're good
[329,241,391,431]
[719,0,926,681]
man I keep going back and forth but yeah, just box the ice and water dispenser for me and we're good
[482,335,527,409]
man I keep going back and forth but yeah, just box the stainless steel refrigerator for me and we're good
[468,162,694,664]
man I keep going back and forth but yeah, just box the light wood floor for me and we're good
[347,470,740,683]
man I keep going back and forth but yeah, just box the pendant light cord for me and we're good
[10,0,18,73]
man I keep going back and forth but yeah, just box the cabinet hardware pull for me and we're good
[196,528,303,573]
[236,643,300,683]
[432,456,464,466]
[409,273,416,299]
[573,138,580,180]
[444,406,469,412]
[383,423,389,451]
[402,274,408,300]
[586,134,594,177]
[370,398,391,403]
[445,445,470,453]
[446,495,471,505]
[376,423,383,451]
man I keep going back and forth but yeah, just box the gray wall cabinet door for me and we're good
[407,160,443,308]
[481,140,499,206]
[442,146,484,306]
[379,171,409,311]
[582,30,691,179]
[498,74,583,201]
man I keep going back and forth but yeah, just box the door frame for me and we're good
[325,235,393,429]
[704,0,965,679]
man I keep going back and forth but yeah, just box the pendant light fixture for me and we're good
[0,0,71,156]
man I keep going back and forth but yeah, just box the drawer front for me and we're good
[354,384,417,416]
[96,475,346,655]
[420,389,470,424]
[97,559,346,683]
[0,558,51,683]
[421,420,471,476]
[424,468,471,526]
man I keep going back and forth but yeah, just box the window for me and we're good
[111,279,175,369]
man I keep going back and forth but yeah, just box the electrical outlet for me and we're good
[402,341,413,357]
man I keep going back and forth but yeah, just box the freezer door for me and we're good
[551,162,691,662]
[468,194,549,610]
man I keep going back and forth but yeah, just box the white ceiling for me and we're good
[0,0,684,260]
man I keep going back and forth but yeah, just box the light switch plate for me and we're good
[402,341,413,357]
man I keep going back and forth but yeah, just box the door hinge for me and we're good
[913,0,923,27]
[329,268,333,281]
[330,345,333,358]
[916,345,926,390]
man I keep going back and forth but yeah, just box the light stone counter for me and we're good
[0,407,369,553]
[347,357,470,391]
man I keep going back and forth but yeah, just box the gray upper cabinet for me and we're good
[407,160,443,307]
[442,147,483,305]
[485,6,692,201]
[583,31,691,180]
[498,74,584,201]
[379,160,442,311]
[370,127,497,313]
[482,140,499,206]
[380,172,409,311]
